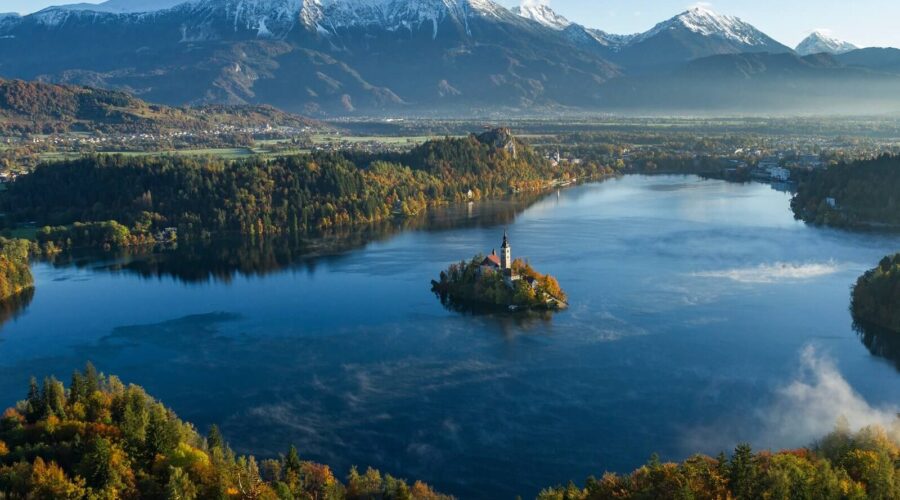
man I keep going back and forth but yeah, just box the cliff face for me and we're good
[477,127,517,158]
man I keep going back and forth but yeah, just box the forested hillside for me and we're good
[1,130,612,248]
[0,79,315,135]
[791,154,900,228]
[0,365,450,499]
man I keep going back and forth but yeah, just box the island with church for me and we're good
[431,232,568,312]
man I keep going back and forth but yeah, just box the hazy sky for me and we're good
[6,0,900,48]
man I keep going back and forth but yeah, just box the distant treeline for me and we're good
[853,253,900,333]
[792,154,900,228]
[1,131,612,249]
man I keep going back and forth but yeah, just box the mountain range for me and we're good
[0,0,898,116]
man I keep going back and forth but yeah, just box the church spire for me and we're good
[500,230,511,270]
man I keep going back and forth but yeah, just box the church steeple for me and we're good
[500,230,511,270]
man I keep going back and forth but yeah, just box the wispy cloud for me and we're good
[692,261,842,284]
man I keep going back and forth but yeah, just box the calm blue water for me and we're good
[1,175,899,498]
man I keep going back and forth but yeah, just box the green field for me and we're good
[309,134,449,145]
[30,134,444,163]
[39,148,258,162]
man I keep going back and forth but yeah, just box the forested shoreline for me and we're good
[0,237,33,302]
[852,253,900,333]
[2,367,898,499]
[791,154,900,229]
[1,130,613,252]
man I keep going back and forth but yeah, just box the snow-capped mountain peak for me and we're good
[511,3,570,30]
[299,0,512,38]
[50,0,189,14]
[29,0,513,39]
[638,6,771,46]
[796,30,858,56]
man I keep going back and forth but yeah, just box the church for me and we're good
[479,231,520,285]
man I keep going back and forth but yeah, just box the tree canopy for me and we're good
[2,131,611,252]
[0,364,451,499]
[853,253,900,333]
[792,154,900,228]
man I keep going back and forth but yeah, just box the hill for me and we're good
[1,129,609,245]
[0,78,316,135]
[0,365,450,499]
[791,154,900,228]
[853,253,900,333]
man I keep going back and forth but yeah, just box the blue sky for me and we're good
[7,0,900,48]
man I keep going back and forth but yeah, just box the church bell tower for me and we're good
[501,231,511,270]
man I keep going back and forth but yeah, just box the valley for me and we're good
[1,1,900,498]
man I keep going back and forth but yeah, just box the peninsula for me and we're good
[432,232,567,312]
[852,253,900,333]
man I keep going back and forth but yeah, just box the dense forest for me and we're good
[539,422,900,499]
[2,130,612,250]
[0,237,33,301]
[791,154,900,228]
[3,367,899,499]
[0,78,315,135]
[432,256,567,311]
[852,253,900,333]
[0,365,450,499]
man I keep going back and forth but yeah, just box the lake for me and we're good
[1,175,899,498]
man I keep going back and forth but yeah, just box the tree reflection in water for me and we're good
[0,287,34,331]
[41,196,540,285]
[853,319,900,371]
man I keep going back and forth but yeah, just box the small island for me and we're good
[432,232,568,312]
[852,253,900,333]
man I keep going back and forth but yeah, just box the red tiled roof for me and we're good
[481,254,501,267]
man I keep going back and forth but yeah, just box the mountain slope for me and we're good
[796,31,858,56]
[0,0,620,115]
[511,3,570,30]
[598,52,900,114]
[0,78,314,134]
[510,2,634,57]
[48,0,188,14]
[837,47,900,74]
[609,7,792,70]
